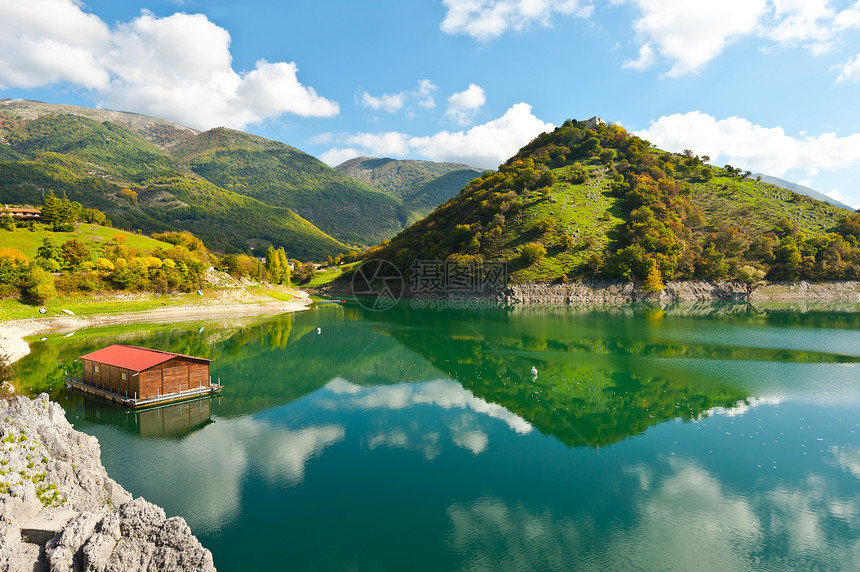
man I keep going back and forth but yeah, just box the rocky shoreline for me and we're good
[501,280,860,304]
[0,394,215,571]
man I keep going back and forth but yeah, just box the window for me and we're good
[121,372,127,381]
[94,364,100,373]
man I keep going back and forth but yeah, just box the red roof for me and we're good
[79,344,211,372]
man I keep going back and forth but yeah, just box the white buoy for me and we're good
[317,327,322,334]
[530,366,538,377]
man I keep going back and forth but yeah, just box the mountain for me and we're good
[753,173,855,211]
[334,157,484,222]
[0,100,431,256]
[363,118,860,285]
[168,130,413,246]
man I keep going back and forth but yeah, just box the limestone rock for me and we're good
[0,394,216,571]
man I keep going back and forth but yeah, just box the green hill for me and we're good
[170,129,411,246]
[0,223,172,259]
[0,101,347,259]
[334,157,484,223]
[364,118,860,286]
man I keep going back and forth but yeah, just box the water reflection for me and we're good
[13,301,860,571]
[63,394,214,439]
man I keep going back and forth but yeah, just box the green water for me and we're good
[18,301,860,570]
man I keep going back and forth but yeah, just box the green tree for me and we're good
[61,239,91,269]
[35,237,63,270]
[277,247,290,285]
[20,266,56,302]
[0,247,29,285]
[520,242,547,265]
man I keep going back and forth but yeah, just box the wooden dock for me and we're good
[65,377,222,408]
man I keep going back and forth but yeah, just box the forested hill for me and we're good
[169,129,413,246]
[334,157,484,223]
[0,100,435,256]
[365,118,860,286]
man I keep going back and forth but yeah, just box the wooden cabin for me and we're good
[78,344,213,401]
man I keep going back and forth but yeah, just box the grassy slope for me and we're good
[0,111,348,259]
[0,224,172,258]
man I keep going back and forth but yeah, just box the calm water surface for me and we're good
[18,301,860,571]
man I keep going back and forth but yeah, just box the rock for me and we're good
[21,507,78,545]
[0,395,216,571]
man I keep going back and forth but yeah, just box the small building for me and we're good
[75,344,216,406]
[1,206,40,220]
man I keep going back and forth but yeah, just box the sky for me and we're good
[2,0,860,207]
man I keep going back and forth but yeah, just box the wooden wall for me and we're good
[135,357,210,399]
[82,356,211,400]
[83,360,138,397]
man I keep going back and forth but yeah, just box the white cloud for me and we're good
[825,189,859,209]
[0,2,338,130]
[635,111,860,179]
[411,102,554,167]
[762,0,837,51]
[624,0,860,76]
[360,91,406,113]
[835,53,860,82]
[624,0,767,77]
[0,0,111,89]
[416,79,439,109]
[359,79,439,114]
[440,0,594,41]
[445,83,487,126]
[321,103,552,169]
[319,147,362,167]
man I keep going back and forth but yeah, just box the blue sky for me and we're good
[2,0,860,207]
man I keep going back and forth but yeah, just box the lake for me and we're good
[18,301,860,571]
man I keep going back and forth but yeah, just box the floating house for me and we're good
[69,344,219,407]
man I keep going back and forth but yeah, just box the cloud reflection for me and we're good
[325,378,533,434]
[448,458,860,570]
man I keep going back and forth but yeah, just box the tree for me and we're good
[737,265,766,293]
[61,239,91,269]
[277,247,290,285]
[0,247,29,285]
[643,259,664,292]
[0,210,15,231]
[35,237,63,270]
[20,266,56,302]
[520,242,547,265]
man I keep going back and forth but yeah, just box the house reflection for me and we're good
[81,395,214,439]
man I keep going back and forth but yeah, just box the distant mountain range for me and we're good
[335,157,484,223]
[0,100,476,257]
[753,173,855,211]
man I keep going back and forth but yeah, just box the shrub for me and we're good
[20,266,56,302]
[520,242,547,265]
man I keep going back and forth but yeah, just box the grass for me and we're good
[303,265,350,288]
[0,292,203,322]
[0,223,173,258]
[497,165,623,282]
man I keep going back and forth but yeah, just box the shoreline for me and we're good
[0,294,312,365]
